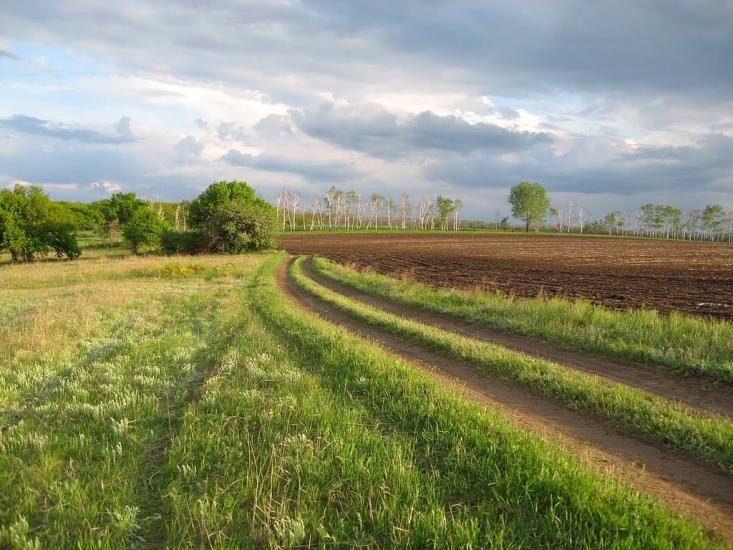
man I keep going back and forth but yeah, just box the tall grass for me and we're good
[0,251,722,547]
[0,254,260,548]
[294,257,733,474]
[311,256,733,382]
[245,253,714,547]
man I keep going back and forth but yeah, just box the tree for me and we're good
[98,192,147,242]
[189,180,276,252]
[508,182,550,232]
[189,181,270,229]
[436,196,454,230]
[0,184,80,261]
[602,211,620,235]
[122,206,167,254]
[702,204,726,239]
[207,201,276,253]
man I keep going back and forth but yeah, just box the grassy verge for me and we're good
[241,253,714,547]
[311,256,733,382]
[293,257,733,475]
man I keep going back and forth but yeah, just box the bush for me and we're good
[188,181,276,253]
[207,201,277,253]
[121,206,168,254]
[160,230,210,255]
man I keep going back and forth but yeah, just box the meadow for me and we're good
[1,242,732,547]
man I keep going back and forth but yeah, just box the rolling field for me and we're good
[2,242,733,547]
[279,233,733,319]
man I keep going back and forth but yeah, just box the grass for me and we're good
[311,256,733,382]
[247,254,715,547]
[0,249,723,547]
[292,256,733,475]
[0,252,261,548]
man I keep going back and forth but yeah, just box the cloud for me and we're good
[222,148,361,182]
[217,121,249,142]
[114,116,132,137]
[292,102,552,159]
[424,133,733,196]
[90,180,122,193]
[174,135,204,159]
[0,2,731,213]
[254,113,295,136]
[0,115,136,144]
[0,47,20,60]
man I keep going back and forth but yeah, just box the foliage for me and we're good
[103,192,147,226]
[207,201,276,253]
[0,184,80,261]
[188,180,270,229]
[508,182,550,231]
[703,204,726,234]
[121,205,168,253]
[189,180,276,252]
[93,192,148,243]
[160,229,209,255]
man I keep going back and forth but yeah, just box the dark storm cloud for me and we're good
[0,115,136,144]
[292,103,552,159]
[306,0,733,96]
[222,149,361,183]
[3,1,731,98]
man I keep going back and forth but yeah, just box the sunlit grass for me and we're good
[294,256,733,474]
[0,250,723,547]
[311,256,733,382]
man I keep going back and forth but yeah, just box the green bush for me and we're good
[207,201,276,253]
[121,206,168,254]
[189,181,276,253]
[160,230,209,255]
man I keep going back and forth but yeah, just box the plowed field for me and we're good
[279,233,733,319]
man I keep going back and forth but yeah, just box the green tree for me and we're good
[602,211,621,235]
[207,201,277,253]
[436,196,454,230]
[122,206,167,254]
[189,180,276,252]
[0,185,80,261]
[97,192,147,242]
[702,204,725,237]
[189,181,269,228]
[508,182,550,232]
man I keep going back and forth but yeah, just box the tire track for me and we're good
[277,258,733,542]
[301,257,733,419]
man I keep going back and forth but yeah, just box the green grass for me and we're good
[293,256,733,475]
[311,256,733,382]
[246,254,716,547]
[0,251,723,547]
[0,255,262,548]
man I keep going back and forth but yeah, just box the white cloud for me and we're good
[90,181,122,193]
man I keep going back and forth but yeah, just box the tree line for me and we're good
[0,181,276,262]
[509,181,732,241]
[2,179,730,263]
[276,186,464,231]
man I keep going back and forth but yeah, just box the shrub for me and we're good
[161,230,209,255]
[207,201,276,253]
[121,206,168,254]
[188,181,276,253]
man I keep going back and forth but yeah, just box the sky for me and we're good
[1,0,732,219]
